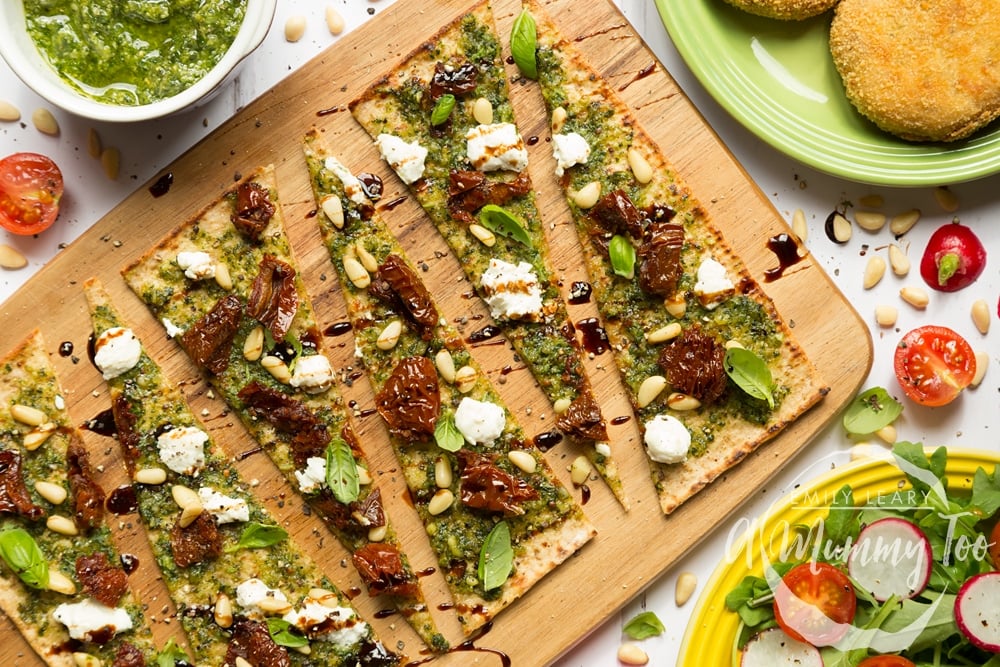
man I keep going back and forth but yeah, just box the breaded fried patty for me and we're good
[723,0,838,21]
[830,0,1000,142]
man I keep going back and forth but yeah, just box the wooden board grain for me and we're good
[0,0,871,664]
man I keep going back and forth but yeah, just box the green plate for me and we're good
[654,0,1000,186]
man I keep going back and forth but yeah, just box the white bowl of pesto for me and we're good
[0,0,276,122]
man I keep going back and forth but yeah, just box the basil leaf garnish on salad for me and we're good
[842,386,902,435]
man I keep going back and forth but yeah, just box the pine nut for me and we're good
[454,365,477,393]
[791,208,807,241]
[664,295,686,319]
[569,455,591,486]
[321,194,344,229]
[469,223,496,247]
[889,209,920,237]
[667,392,702,411]
[435,349,457,383]
[971,299,990,334]
[11,404,46,426]
[368,524,388,542]
[214,262,233,291]
[875,424,897,444]
[646,322,682,344]
[0,100,20,122]
[325,6,345,35]
[308,588,338,604]
[675,571,697,606]
[171,484,200,510]
[858,194,884,208]
[572,181,602,209]
[875,305,898,327]
[101,147,120,181]
[899,286,929,309]
[863,255,886,289]
[971,351,989,388]
[427,489,454,515]
[284,15,307,42]
[627,147,653,184]
[48,569,76,595]
[637,375,667,408]
[376,320,403,350]
[508,450,536,474]
[552,397,571,414]
[854,210,886,232]
[617,642,648,665]
[72,653,101,667]
[214,592,234,628]
[724,339,744,350]
[234,658,253,667]
[357,465,372,486]
[243,326,265,362]
[87,127,101,158]
[261,355,292,383]
[0,244,27,270]
[934,186,959,212]
[850,443,887,461]
[826,212,852,243]
[434,457,453,488]
[888,243,910,276]
[472,97,494,125]
[134,467,167,485]
[551,106,567,133]
[257,596,293,615]
[343,256,370,288]
[35,481,67,505]
[23,422,57,451]
[32,108,59,135]
[47,515,78,536]
[355,241,379,273]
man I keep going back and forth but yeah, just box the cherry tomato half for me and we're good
[773,561,857,647]
[0,152,64,235]
[857,656,917,667]
[988,521,1000,569]
[893,325,976,407]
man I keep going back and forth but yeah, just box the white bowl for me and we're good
[0,1,276,122]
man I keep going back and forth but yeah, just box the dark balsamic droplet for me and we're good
[357,173,383,201]
[467,324,502,343]
[149,172,174,198]
[568,281,592,305]
[58,341,74,357]
[82,408,117,437]
[106,485,138,515]
[120,553,139,574]
[324,321,353,337]
[576,317,609,355]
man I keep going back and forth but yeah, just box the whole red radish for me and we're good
[920,221,986,291]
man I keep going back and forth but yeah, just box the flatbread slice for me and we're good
[303,129,596,634]
[524,0,829,513]
[348,0,628,509]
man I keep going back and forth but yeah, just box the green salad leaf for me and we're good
[842,387,902,435]
[623,611,665,640]
[478,204,533,248]
[724,347,775,408]
[326,436,360,504]
[479,521,513,591]
[0,528,48,590]
[510,10,538,80]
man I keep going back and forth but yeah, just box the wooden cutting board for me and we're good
[0,0,871,664]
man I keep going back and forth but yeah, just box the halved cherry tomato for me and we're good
[0,152,63,235]
[857,656,917,667]
[988,521,1000,569]
[773,561,857,647]
[893,325,976,407]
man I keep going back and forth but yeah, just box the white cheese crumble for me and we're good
[454,397,506,446]
[643,414,691,464]
[93,327,143,380]
[480,258,544,321]
[466,123,529,172]
[595,442,612,458]
[289,354,334,394]
[375,133,428,184]
[282,601,369,647]
[176,251,215,281]
[551,132,591,176]
[693,257,735,310]
[162,317,185,339]
[198,487,250,524]
[324,156,368,206]
[54,394,65,411]
[236,578,287,617]
[53,599,133,642]
[295,456,327,493]
[156,425,208,476]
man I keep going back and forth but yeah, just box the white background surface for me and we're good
[0,1,997,664]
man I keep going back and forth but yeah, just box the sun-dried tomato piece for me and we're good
[237,381,330,467]
[447,170,532,223]
[248,255,299,342]
[67,441,105,532]
[555,391,608,442]
[353,488,386,528]
[182,294,243,375]
[110,395,141,475]
[352,543,419,598]
[658,325,728,405]
[225,619,291,667]
[231,181,276,241]
[374,357,440,443]
[589,189,644,240]
[0,449,44,520]
[76,552,128,607]
[458,451,539,516]
[430,61,479,99]
[374,255,438,338]
[111,642,146,667]
[170,511,222,568]
[638,221,684,296]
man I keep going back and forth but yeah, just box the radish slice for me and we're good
[740,627,823,666]
[955,572,1000,651]
[848,517,931,601]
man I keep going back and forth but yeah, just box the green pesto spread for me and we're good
[24,0,247,105]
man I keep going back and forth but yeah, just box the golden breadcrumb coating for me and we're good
[830,0,1000,142]
[723,0,838,21]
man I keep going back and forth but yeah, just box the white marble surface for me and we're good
[1,2,997,665]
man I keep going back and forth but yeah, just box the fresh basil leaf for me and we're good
[434,412,464,452]
[724,347,775,408]
[724,575,776,628]
[822,484,860,551]
[479,521,513,591]
[970,466,1000,517]
[267,618,310,648]
[226,522,288,553]
[842,387,903,435]
[623,611,664,640]
[609,235,636,279]
[478,204,533,248]
[430,94,456,126]
[156,639,190,667]
[326,436,360,504]
[0,528,48,590]
[510,10,538,80]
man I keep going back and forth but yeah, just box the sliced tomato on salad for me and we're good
[0,152,63,235]
[773,561,857,646]
[893,325,976,407]
[857,657,916,667]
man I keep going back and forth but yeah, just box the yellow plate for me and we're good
[678,447,1000,666]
